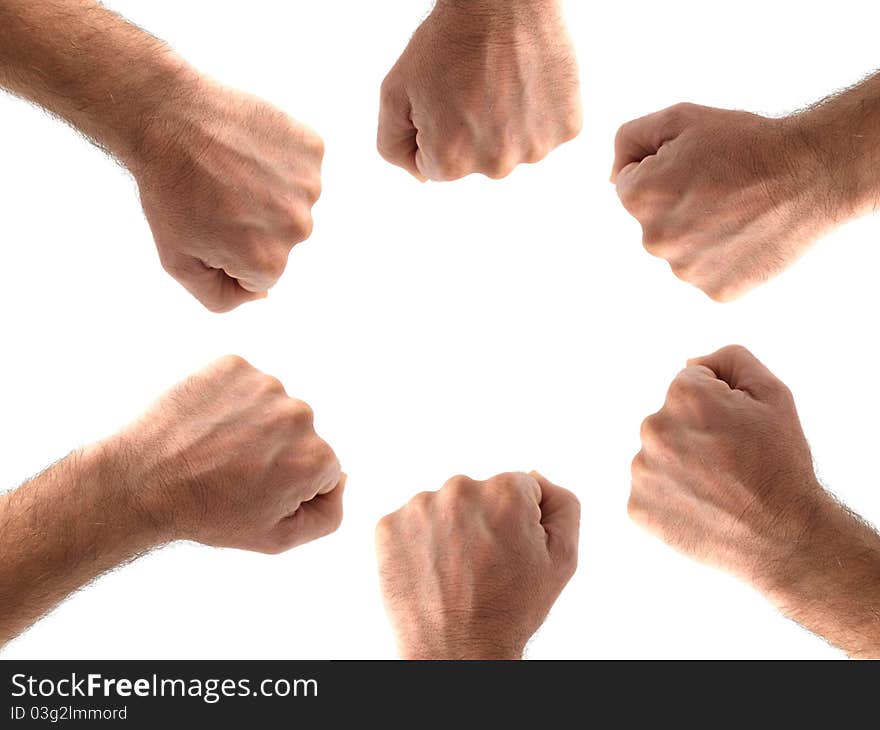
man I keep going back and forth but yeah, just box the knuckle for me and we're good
[286,208,315,243]
[314,438,337,467]
[407,490,435,515]
[375,514,395,543]
[774,380,794,402]
[666,101,698,125]
[281,397,315,427]
[482,154,517,180]
[298,438,336,476]
[644,242,668,259]
[268,199,315,244]
[304,177,322,205]
[639,413,669,451]
[265,250,289,279]
[667,373,695,400]
[488,164,516,180]
[441,480,476,505]
[434,166,464,182]
[242,241,285,281]
[431,159,465,182]
[615,120,634,147]
[159,255,184,277]
[260,373,286,395]
[258,540,289,556]
[524,142,550,164]
[488,471,527,493]
[626,492,649,524]
[618,177,648,211]
[702,281,736,303]
[309,133,325,161]
[638,415,656,442]
[642,227,674,257]
[560,104,584,140]
[669,259,697,282]
[216,354,250,373]
[442,474,474,492]
[493,489,527,514]
[299,214,315,241]
[630,451,650,481]
[488,471,522,489]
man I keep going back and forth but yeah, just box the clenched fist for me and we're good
[377,0,582,181]
[629,345,819,577]
[630,345,880,657]
[0,354,344,644]
[376,471,580,659]
[106,355,344,554]
[612,104,840,301]
[132,75,323,312]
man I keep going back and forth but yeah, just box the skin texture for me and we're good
[612,74,880,301]
[377,0,582,181]
[0,355,344,647]
[0,0,322,312]
[133,75,323,312]
[630,345,880,658]
[376,471,580,659]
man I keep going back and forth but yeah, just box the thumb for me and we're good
[530,471,580,564]
[273,473,347,551]
[201,271,268,313]
[611,103,690,182]
[377,80,425,181]
[688,345,786,401]
[169,254,267,313]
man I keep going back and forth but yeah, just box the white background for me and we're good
[2,0,879,659]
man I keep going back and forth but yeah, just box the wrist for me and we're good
[82,437,176,550]
[399,636,523,661]
[111,53,203,172]
[752,488,836,593]
[791,85,880,219]
[435,0,559,10]
[756,494,880,657]
[432,0,562,27]
[395,612,526,660]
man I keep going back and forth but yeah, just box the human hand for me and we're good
[611,104,841,301]
[106,355,344,553]
[375,471,580,659]
[131,75,323,312]
[629,345,880,656]
[629,344,823,580]
[377,0,582,181]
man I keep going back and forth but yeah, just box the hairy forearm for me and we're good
[0,0,195,164]
[795,72,880,218]
[0,442,159,646]
[760,497,880,658]
[433,0,563,24]
[435,0,560,11]
[397,628,524,660]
